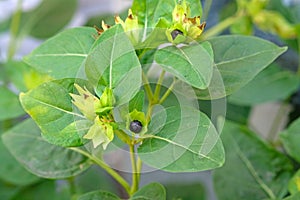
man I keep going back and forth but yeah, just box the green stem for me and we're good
[142,71,154,100]
[202,0,213,21]
[153,70,166,103]
[201,15,241,40]
[297,35,300,76]
[7,0,22,60]
[114,129,131,145]
[266,102,289,142]
[67,177,77,196]
[159,78,176,104]
[136,157,143,183]
[129,144,138,195]
[69,147,131,195]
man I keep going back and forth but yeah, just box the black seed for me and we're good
[171,29,183,40]
[129,120,143,133]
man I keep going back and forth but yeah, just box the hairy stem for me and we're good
[69,147,131,195]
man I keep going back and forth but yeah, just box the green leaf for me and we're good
[138,106,224,172]
[280,117,300,162]
[4,60,52,92]
[78,190,120,200]
[283,192,300,200]
[22,0,77,38]
[165,183,205,200]
[130,183,166,200]
[19,79,93,147]
[213,120,293,200]
[229,64,300,105]
[12,180,70,200]
[155,43,213,89]
[85,25,142,105]
[0,86,25,120]
[129,90,145,112]
[0,137,39,186]
[24,27,97,79]
[0,180,21,200]
[288,169,300,195]
[2,119,91,179]
[75,166,118,194]
[131,0,202,45]
[196,35,287,99]
[131,0,202,28]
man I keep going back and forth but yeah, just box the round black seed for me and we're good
[171,29,183,40]
[129,120,143,133]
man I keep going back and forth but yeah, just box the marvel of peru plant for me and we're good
[2,0,300,199]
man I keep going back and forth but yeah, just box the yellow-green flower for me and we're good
[70,85,116,149]
[83,116,114,149]
[166,0,206,44]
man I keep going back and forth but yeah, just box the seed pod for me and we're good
[129,120,143,133]
[171,29,184,40]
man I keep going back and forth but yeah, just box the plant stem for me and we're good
[297,35,300,76]
[266,102,289,142]
[69,147,131,195]
[201,15,241,40]
[129,144,138,195]
[142,71,154,100]
[202,0,213,21]
[7,0,22,60]
[159,78,176,104]
[153,70,166,102]
[67,177,77,196]
[136,157,143,183]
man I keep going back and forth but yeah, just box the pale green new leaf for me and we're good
[138,106,224,172]
[2,119,91,179]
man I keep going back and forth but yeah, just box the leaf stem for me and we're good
[69,147,131,195]
[202,0,213,21]
[153,70,166,103]
[136,156,143,183]
[7,0,22,60]
[142,71,154,100]
[129,144,139,195]
[159,78,176,104]
[201,14,241,40]
[297,35,300,76]
[266,102,289,142]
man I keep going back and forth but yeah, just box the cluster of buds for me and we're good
[166,0,206,44]
[70,85,116,149]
